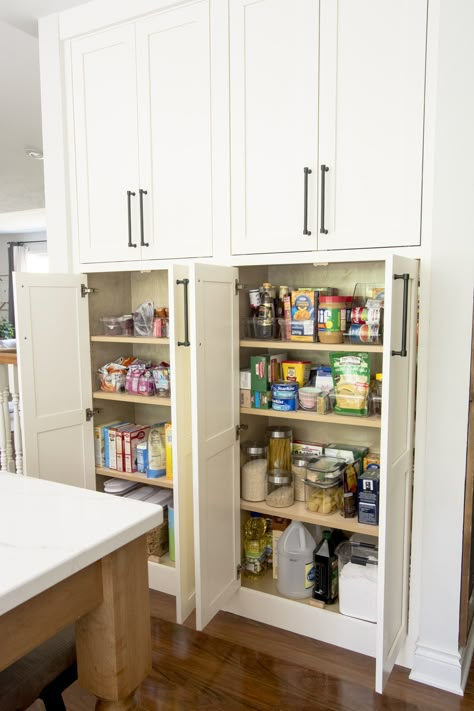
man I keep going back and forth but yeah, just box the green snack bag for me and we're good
[329,352,370,417]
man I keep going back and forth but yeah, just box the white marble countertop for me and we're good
[0,473,163,616]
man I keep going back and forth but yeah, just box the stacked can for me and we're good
[348,305,383,343]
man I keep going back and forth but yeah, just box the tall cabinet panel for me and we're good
[229,0,319,255]
[70,26,140,263]
[318,0,427,250]
[136,2,213,260]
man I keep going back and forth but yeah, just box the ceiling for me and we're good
[0,0,91,222]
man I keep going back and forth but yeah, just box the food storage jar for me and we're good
[265,470,294,508]
[335,541,378,622]
[240,442,267,502]
[305,456,346,484]
[318,296,350,344]
[304,466,344,515]
[292,454,313,502]
[266,426,292,471]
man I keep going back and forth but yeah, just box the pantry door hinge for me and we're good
[236,424,248,440]
[85,407,100,421]
[235,280,245,296]
[81,284,96,298]
[236,563,242,579]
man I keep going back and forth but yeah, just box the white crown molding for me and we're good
[0,208,46,234]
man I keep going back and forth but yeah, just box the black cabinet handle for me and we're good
[176,278,190,347]
[303,167,312,235]
[139,189,149,247]
[391,273,410,357]
[320,164,329,234]
[127,190,137,248]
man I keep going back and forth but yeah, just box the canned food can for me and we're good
[348,324,381,343]
[351,307,382,326]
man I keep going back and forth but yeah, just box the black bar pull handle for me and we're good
[320,164,329,234]
[139,189,149,247]
[127,190,137,248]
[391,273,410,358]
[303,167,312,235]
[176,278,190,347]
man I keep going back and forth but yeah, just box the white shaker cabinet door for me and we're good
[135,2,214,260]
[230,0,319,255]
[318,0,427,250]
[70,26,141,263]
[13,273,95,489]
[376,255,419,692]
[189,263,241,630]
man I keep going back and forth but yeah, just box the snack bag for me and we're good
[329,352,370,416]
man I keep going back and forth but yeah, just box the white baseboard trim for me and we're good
[410,643,463,695]
[461,621,474,691]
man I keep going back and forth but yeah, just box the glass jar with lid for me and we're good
[292,454,313,502]
[240,441,267,502]
[265,469,294,508]
[266,426,292,472]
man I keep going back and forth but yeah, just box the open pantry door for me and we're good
[13,273,95,488]
[376,255,419,692]
[189,263,241,630]
[168,265,195,624]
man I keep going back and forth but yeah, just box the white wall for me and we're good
[410,0,474,694]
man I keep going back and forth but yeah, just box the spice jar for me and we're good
[266,426,292,472]
[266,470,294,508]
[241,442,267,502]
[292,455,312,502]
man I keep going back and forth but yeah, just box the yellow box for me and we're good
[165,422,173,480]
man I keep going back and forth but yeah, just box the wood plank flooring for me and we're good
[50,590,474,710]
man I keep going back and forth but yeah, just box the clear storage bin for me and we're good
[335,541,378,622]
[304,477,343,515]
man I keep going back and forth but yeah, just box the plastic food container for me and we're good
[246,317,283,340]
[304,476,343,515]
[100,315,133,336]
[292,454,313,502]
[318,296,350,344]
[265,469,294,508]
[335,541,378,622]
[305,456,346,484]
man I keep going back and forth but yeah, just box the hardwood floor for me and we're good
[54,590,474,710]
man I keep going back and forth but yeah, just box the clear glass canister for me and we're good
[266,426,292,472]
[265,469,294,508]
[292,455,312,502]
[240,442,267,502]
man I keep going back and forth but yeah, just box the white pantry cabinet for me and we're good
[189,256,419,693]
[67,0,216,264]
[230,0,427,255]
[13,268,195,624]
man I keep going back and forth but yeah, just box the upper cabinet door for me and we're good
[13,273,95,489]
[318,0,427,250]
[135,2,214,260]
[70,26,141,263]
[229,0,319,255]
[376,255,419,691]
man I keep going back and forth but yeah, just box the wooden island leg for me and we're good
[75,535,152,711]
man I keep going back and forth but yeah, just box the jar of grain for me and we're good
[266,426,292,472]
[265,470,294,508]
[241,442,267,502]
[292,455,312,502]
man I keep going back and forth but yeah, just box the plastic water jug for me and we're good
[276,520,316,598]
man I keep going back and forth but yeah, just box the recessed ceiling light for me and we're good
[24,146,44,160]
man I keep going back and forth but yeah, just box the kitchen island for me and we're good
[0,472,162,710]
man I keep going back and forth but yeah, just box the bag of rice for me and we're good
[329,352,370,417]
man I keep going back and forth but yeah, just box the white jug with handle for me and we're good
[277,520,316,598]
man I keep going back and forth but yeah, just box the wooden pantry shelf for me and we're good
[240,499,378,537]
[93,391,171,406]
[240,339,383,353]
[91,336,170,345]
[240,407,381,428]
[96,467,174,488]
[241,570,341,612]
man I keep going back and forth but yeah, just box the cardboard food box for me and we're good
[291,290,316,342]
[358,470,380,525]
[123,425,150,473]
[250,353,287,392]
